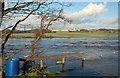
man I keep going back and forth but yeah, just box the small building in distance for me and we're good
[52,29,69,31]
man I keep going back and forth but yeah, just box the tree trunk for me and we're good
[1,3,43,58]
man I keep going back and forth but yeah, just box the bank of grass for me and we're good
[2,31,118,38]
[9,35,118,39]
[43,35,118,38]
[10,35,35,38]
[44,31,118,38]
[53,31,118,34]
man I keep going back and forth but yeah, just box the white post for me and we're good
[62,57,65,64]
[62,57,65,71]
[82,51,85,61]
[40,60,43,69]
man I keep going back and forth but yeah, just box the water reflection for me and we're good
[61,64,65,72]
[81,60,84,68]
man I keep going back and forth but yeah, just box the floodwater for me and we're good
[1,36,119,76]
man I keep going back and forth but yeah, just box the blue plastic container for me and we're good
[5,58,19,76]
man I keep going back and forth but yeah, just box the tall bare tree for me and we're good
[1,1,71,58]
[29,5,71,57]
[0,1,71,76]
[1,2,46,58]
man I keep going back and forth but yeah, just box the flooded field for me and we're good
[1,36,119,76]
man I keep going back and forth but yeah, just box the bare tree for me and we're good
[1,2,45,56]
[1,1,71,58]
[41,9,71,31]
[29,5,71,57]
[36,8,71,35]
[1,2,47,58]
[0,1,4,26]
[0,1,72,76]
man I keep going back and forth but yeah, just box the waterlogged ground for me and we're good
[1,37,119,76]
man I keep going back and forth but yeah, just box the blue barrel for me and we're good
[5,58,19,76]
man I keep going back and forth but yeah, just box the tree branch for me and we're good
[3,2,32,15]
[1,2,45,58]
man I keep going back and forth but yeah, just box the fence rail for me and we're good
[23,52,85,69]
[24,52,83,61]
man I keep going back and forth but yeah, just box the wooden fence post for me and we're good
[40,60,43,69]
[62,57,65,64]
[61,57,65,71]
[82,51,85,61]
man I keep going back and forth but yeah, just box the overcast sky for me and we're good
[1,1,119,30]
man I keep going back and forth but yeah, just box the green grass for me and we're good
[54,31,118,34]
[1,31,118,38]
[10,35,35,38]
[43,35,118,38]
[44,31,118,38]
